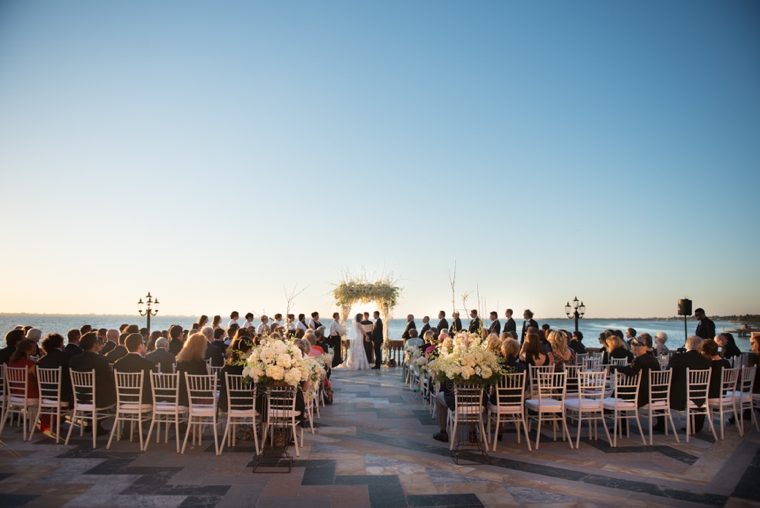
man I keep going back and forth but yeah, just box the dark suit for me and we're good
[520,319,538,343]
[100,341,117,356]
[105,345,128,364]
[114,353,156,404]
[168,338,184,356]
[487,320,501,336]
[205,342,224,367]
[468,317,482,334]
[69,351,116,408]
[65,343,83,356]
[504,317,516,334]
[402,321,416,341]
[419,323,431,341]
[0,345,15,365]
[695,318,716,340]
[37,348,73,403]
[668,350,712,432]
[145,348,176,375]
[450,318,463,334]
[436,319,449,333]
[371,319,384,368]
[614,353,661,407]
[212,340,228,355]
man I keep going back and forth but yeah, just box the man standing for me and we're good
[419,316,431,341]
[504,309,517,334]
[436,311,449,333]
[362,313,374,364]
[329,312,345,367]
[66,329,83,356]
[370,311,384,369]
[402,314,416,341]
[450,312,463,335]
[468,310,482,334]
[487,311,500,336]
[100,329,119,356]
[521,309,538,343]
[694,308,716,340]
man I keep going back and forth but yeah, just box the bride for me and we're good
[342,313,371,370]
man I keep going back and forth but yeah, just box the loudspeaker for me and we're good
[678,299,692,316]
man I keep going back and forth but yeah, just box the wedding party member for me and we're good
[146,337,175,374]
[436,311,449,333]
[361,314,374,364]
[654,332,670,356]
[601,334,634,365]
[257,315,270,335]
[419,316,431,342]
[114,334,155,404]
[168,325,184,355]
[486,311,500,336]
[547,330,575,371]
[212,315,223,329]
[176,333,210,407]
[503,309,517,334]
[101,329,119,356]
[296,314,308,334]
[69,333,116,433]
[450,312,463,335]
[309,312,323,330]
[66,329,82,356]
[329,312,345,367]
[661,335,712,433]
[242,312,255,329]
[694,308,716,340]
[196,315,209,329]
[370,311,384,369]
[569,331,586,354]
[343,313,370,370]
[467,310,481,334]
[402,315,417,341]
[1,329,24,365]
[520,310,538,343]
[228,311,240,328]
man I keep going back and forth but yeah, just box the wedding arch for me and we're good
[332,272,402,343]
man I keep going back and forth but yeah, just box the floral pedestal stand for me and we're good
[252,385,295,474]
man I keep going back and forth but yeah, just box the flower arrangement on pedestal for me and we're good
[302,356,327,402]
[428,332,504,387]
[243,337,309,387]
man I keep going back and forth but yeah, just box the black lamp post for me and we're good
[564,297,585,333]
[138,292,159,335]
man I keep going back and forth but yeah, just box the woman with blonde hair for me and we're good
[547,330,576,371]
[177,332,210,406]
[602,334,633,364]
[486,333,501,354]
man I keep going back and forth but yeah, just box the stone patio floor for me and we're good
[1,367,759,507]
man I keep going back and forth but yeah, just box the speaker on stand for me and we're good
[678,299,692,342]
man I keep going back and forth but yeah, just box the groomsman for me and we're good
[370,311,384,369]
[450,312,463,334]
[436,311,449,333]
[419,316,431,341]
[487,311,500,336]
[504,309,517,335]
[468,310,481,333]
[402,314,416,341]
[521,309,538,343]
[329,312,345,367]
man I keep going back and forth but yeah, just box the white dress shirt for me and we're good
[329,320,346,337]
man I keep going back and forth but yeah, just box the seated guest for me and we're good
[602,334,633,365]
[146,331,162,353]
[657,335,711,433]
[499,338,526,374]
[569,331,587,355]
[314,327,329,354]
[1,329,25,365]
[176,333,210,407]
[9,339,40,399]
[610,337,660,408]
[639,333,655,356]
[65,329,83,356]
[146,337,176,374]
[701,338,730,400]
[202,327,224,367]
[69,333,116,433]
[218,338,254,412]
[25,328,43,356]
[485,333,501,355]
[305,331,323,357]
[547,330,576,372]
[168,325,184,355]
[212,328,228,354]
[520,328,552,368]
[100,329,119,356]
[654,332,670,357]
[114,333,156,404]
[105,332,129,363]
[715,333,742,364]
[37,333,73,405]
[404,329,424,351]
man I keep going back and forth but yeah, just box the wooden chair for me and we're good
[603,371,644,447]
[220,373,259,455]
[182,373,219,455]
[486,372,530,451]
[708,367,740,439]
[261,385,303,457]
[684,368,717,443]
[643,370,679,445]
[729,366,757,433]
[566,371,612,449]
[0,365,39,441]
[525,372,573,450]
[145,372,187,453]
[107,371,152,450]
[32,367,69,443]
[66,370,116,449]
[447,383,486,451]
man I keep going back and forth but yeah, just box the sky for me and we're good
[1,0,758,319]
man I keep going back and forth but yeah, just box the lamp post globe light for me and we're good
[564,297,585,333]
[138,292,159,335]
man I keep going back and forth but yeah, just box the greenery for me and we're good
[332,270,402,342]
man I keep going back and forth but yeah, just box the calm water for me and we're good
[0,314,749,352]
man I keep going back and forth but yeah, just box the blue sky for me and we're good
[1,1,758,318]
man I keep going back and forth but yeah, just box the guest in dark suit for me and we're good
[65,329,83,356]
[37,332,73,404]
[402,314,417,341]
[202,327,224,367]
[370,311,384,369]
[436,311,449,333]
[520,309,538,343]
[0,329,25,365]
[105,333,129,363]
[569,331,587,355]
[694,308,716,340]
[468,310,482,334]
[145,337,176,374]
[176,333,210,407]
[100,329,119,356]
[661,335,712,433]
[419,317,431,343]
[114,334,156,404]
[450,312,463,335]
[610,337,661,407]
[69,333,117,421]
[503,309,517,335]
[168,325,184,356]
[212,328,228,355]
[487,311,501,336]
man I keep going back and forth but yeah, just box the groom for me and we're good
[370,311,384,369]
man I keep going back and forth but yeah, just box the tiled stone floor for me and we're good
[1,367,759,507]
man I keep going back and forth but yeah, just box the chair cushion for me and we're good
[269,409,300,418]
[708,396,734,407]
[9,397,38,406]
[525,398,562,410]
[455,405,483,414]
[119,403,153,412]
[566,398,603,410]
[603,398,636,410]
[190,405,216,416]
[40,398,69,408]
[229,409,258,417]
[487,402,522,414]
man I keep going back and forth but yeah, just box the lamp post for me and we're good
[564,297,585,333]
[138,292,159,335]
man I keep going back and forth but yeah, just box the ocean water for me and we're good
[0,314,750,352]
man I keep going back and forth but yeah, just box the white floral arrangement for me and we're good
[243,337,309,387]
[411,353,429,375]
[320,346,335,368]
[427,332,503,387]
[302,356,327,402]
[405,346,422,365]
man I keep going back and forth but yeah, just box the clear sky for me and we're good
[1,1,758,319]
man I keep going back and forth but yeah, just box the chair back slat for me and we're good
[114,371,144,405]
[686,368,711,403]
[184,373,217,410]
[224,373,256,412]
[494,372,526,407]
[150,372,180,407]
[37,367,62,402]
[578,372,606,402]
[736,366,756,394]
[70,370,97,408]
[5,365,33,401]
[649,369,672,405]
[529,365,554,387]
[612,371,640,406]
[720,367,740,396]
[611,358,629,367]
[536,371,566,400]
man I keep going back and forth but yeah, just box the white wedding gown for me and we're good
[343,322,371,370]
